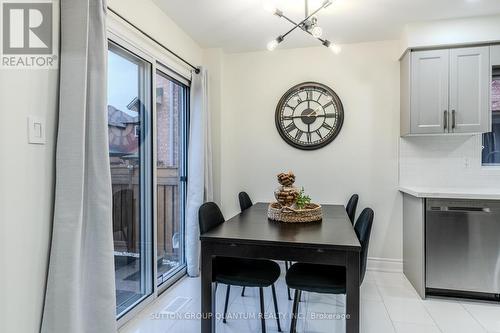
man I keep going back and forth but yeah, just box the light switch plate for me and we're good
[28,116,46,144]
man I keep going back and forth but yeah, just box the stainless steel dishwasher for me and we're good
[426,199,500,300]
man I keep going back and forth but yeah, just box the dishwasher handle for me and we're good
[429,206,491,213]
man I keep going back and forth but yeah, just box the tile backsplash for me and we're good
[399,135,500,189]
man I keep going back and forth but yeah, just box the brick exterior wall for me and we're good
[492,79,500,111]
[156,73,181,168]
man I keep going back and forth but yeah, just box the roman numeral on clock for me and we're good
[285,122,297,133]
[306,90,313,101]
[295,129,303,140]
[322,123,333,131]
[323,101,333,109]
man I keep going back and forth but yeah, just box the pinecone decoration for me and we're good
[275,171,298,206]
[277,171,296,186]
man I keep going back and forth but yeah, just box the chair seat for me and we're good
[214,257,281,287]
[285,263,346,294]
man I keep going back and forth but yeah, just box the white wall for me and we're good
[0,49,58,333]
[400,14,500,56]
[400,135,500,189]
[220,41,402,261]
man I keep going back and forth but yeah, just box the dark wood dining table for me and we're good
[199,202,361,333]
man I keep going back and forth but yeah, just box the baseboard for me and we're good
[367,257,403,273]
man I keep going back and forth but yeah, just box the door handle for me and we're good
[444,110,448,131]
[451,110,456,130]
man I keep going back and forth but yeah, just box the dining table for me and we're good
[199,202,362,333]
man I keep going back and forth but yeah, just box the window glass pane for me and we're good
[108,43,153,317]
[156,70,187,286]
[482,67,500,166]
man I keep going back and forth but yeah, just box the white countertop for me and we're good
[399,186,500,200]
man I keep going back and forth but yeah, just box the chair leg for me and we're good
[223,285,231,323]
[271,285,282,332]
[290,289,301,333]
[241,286,246,297]
[259,287,266,333]
[285,262,292,301]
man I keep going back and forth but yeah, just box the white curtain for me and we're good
[41,1,116,332]
[186,68,213,277]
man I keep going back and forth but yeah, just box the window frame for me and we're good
[108,40,154,320]
[481,66,500,168]
[155,65,189,293]
[107,24,191,328]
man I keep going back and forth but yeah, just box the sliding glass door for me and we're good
[107,39,189,319]
[108,42,153,317]
[155,69,188,287]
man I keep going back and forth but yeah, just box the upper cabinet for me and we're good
[400,46,491,136]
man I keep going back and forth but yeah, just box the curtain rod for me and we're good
[107,7,201,74]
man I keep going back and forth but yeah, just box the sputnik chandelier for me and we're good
[265,0,341,54]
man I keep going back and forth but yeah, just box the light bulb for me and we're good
[322,40,341,55]
[311,26,323,38]
[329,43,342,54]
[266,36,283,51]
[267,40,278,51]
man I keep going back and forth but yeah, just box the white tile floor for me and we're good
[119,268,500,333]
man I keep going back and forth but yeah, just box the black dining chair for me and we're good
[285,208,374,333]
[199,202,282,333]
[238,191,253,212]
[346,194,359,224]
[238,192,293,300]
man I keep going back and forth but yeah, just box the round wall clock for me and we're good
[275,82,344,150]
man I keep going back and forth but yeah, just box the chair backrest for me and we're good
[354,208,374,284]
[346,194,359,224]
[199,202,225,234]
[238,191,253,212]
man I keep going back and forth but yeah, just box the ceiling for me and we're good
[153,0,500,53]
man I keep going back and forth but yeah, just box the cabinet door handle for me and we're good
[444,110,448,131]
[451,110,456,130]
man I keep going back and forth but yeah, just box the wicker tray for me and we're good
[267,202,323,223]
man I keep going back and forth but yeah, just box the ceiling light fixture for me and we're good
[265,0,340,53]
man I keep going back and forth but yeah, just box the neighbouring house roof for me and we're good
[108,105,139,128]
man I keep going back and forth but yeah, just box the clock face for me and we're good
[275,82,344,150]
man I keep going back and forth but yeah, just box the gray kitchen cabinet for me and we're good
[449,47,490,133]
[400,45,491,136]
[409,49,449,134]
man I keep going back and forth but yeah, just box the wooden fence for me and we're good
[111,164,180,264]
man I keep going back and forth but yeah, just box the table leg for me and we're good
[201,246,215,333]
[346,251,360,333]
